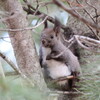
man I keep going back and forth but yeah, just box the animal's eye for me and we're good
[50,36,54,39]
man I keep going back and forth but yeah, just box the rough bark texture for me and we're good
[0,0,47,90]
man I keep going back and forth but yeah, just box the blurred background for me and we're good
[0,0,100,100]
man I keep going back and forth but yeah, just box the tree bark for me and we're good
[0,0,47,90]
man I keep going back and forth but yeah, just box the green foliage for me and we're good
[76,55,100,100]
[0,77,47,100]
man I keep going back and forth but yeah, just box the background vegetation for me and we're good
[0,0,100,100]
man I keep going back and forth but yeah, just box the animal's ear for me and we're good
[53,18,61,36]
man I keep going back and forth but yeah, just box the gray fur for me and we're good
[39,19,81,90]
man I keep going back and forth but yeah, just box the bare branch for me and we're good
[85,0,99,35]
[53,0,100,31]
[74,35,91,50]
[38,1,53,6]
[0,52,35,86]
[51,76,75,83]
[49,90,84,95]
[76,35,100,44]
[75,0,100,39]
[0,61,5,79]
[23,0,67,30]
[5,71,18,76]
[0,16,48,32]
[36,0,39,9]
[94,15,100,18]
[66,0,81,16]
[76,0,95,23]
[66,0,99,39]
[63,35,100,52]
[74,35,100,52]
[0,52,19,73]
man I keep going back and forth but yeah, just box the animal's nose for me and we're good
[42,39,49,47]
[42,39,46,45]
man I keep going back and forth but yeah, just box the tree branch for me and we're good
[51,76,75,83]
[0,52,19,74]
[76,0,95,23]
[49,90,84,95]
[63,35,100,52]
[0,52,35,86]
[0,16,48,32]
[53,0,100,31]
[23,0,66,30]
[74,35,100,52]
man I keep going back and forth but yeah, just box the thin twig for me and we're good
[0,61,5,79]
[75,0,99,39]
[80,39,98,47]
[76,35,100,44]
[65,0,88,10]
[23,6,66,29]
[53,0,100,31]
[0,16,48,32]
[67,0,96,37]
[23,0,66,30]
[49,90,84,95]
[5,71,19,76]
[67,39,76,48]
[62,35,100,53]
[51,76,75,83]
[74,35,100,53]
[34,18,40,26]
[0,51,35,86]
[66,0,80,16]
[94,15,100,18]
[85,0,100,38]
[0,52,19,73]
[36,0,39,9]
[74,35,90,50]
[76,0,95,23]
[39,1,53,6]
[50,51,65,59]
[86,25,99,40]
[61,34,100,52]
[0,37,11,43]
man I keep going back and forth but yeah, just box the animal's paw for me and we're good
[46,55,52,60]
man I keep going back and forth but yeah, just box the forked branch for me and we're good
[53,0,100,31]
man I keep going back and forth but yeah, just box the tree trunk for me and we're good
[0,0,47,90]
